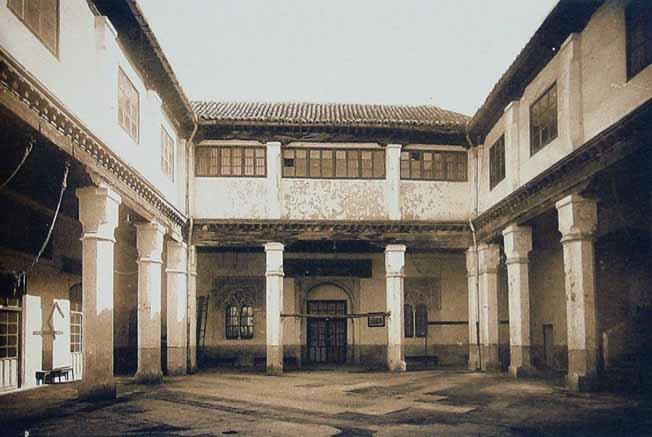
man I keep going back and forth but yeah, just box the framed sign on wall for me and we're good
[367,313,385,327]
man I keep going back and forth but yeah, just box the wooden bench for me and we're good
[36,366,73,385]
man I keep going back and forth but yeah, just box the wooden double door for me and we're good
[307,300,347,364]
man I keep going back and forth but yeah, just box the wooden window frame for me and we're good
[225,304,254,340]
[529,82,558,156]
[400,150,468,182]
[282,147,386,179]
[415,304,428,338]
[489,135,506,190]
[195,146,267,178]
[161,126,175,181]
[118,68,140,143]
[626,1,652,80]
[8,0,59,57]
[0,297,21,360]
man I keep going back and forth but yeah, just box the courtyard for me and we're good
[1,369,650,436]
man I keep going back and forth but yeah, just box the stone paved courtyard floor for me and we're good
[1,368,651,436]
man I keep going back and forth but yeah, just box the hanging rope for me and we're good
[29,161,70,273]
[0,137,35,192]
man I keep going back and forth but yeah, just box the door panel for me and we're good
[307,300,347,364]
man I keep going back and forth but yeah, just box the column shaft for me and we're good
[466,248,480,370]
[265,242,284,375]
[503,225,533,377]
[135,222,165,384]
[187,246,198,372]
[557,194,598,391]
[76,185,121,401]
[166,240,188,375]
[386,244,406,372]
[478,243,500,371]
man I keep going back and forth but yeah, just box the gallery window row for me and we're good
[196,146,469,182]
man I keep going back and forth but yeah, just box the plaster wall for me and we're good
[0,1,187,211]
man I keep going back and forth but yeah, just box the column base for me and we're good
[266,345,283,376]
[135,370,163,385]
[166,347,187,376]
[567,373,598,392]
[135,348,163,384]
[188,346,197,373]
[468,345,480,370]
[509,345,532,377]
[480,344,500,371]
[78,382,116,401]
[387,344,406,372]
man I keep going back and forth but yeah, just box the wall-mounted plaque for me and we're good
[367,313,385,327]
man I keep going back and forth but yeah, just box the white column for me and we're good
[76,185,121,400]
[466,247,480,370]
[504,100,521,189]
[187,246,198,372]
[264,242,284,375]
[503,225,533,377]
[385,244,406,372]
[135,222,165,384]
[478,243,500,371]
[266,142,282,219]
[556,194,598,391]
[166,240,187,375]
[385,144,402,220]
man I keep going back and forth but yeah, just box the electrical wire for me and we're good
[28,161,70,273]
[0,138,34,192]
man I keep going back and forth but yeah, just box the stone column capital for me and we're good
[136,222,166,263]
[502,225,532,264]
[166,240,188,274]
[264,242,284,276]
[478,243,500,274]
[386,143,402,150]
[385,244,406,277]
[265,141,282,148]
[76,185,121,242]
[556,194,597,242]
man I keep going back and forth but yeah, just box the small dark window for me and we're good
[225,304,254,340]
[626,1,652,80]
[489,135,506,190]
[0,294,21,360]
[400,150,467,181]
[282,148,385,179]
[195,146,266,177]
[415,304,428,338]
[404,304,414,338]
[530,83,558,155]
[8,0,59,56]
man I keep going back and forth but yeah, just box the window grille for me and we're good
[400,150,467,181]
[283,148,385,179]
[530,83,558,155]
[489,135,506,190]
[196,146,266,177]
[8,0,59,56]
[118,69,139,142]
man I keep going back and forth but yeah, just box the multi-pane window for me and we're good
[415,304,428,338]
[118,69,139,142]
[69,284,82,353]
[404,304,414,338]
[400,150,467,181]
[161,127,175,181]
[489,135,506,190]
[530,83,558,155]
[626,1,652,80]
[0,296,20,360]
[195,146,266,177]
[225,305,254,340]
[283,148,385,179]
[8,0,59,56]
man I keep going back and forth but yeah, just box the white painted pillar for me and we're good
[504,100,521,189]
[166,240,187,375]
[503,225,533,377]
[385,244,406,372]
[187,246,198,372]
[135,222,165,384]
[385,144,402,220]
[466,247,480,370]
[76,185,121,400]
[556,194,598,391]
[264,242,284,375]
[266,141,282,219]
[478,243,500,371]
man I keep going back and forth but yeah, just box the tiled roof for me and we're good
[192,101,469,130]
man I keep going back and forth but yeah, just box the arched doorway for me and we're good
[305,283,350,365]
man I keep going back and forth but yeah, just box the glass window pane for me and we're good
[347,151,359,177]
[296,150,307,177]
[322,150,333,177]
[309,150,321,177]
[373,151,385,178]
[335,151,347,177]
